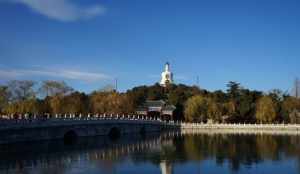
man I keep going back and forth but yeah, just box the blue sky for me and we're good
[0,0,300,93]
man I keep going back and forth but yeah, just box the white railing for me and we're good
[0,113,165,128]
[164,122,300,130]
[2,114,300,131]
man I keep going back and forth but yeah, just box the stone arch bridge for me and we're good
[0,117,176,144]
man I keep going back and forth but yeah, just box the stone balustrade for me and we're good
[2,113,300,132]
[0,113,166,129]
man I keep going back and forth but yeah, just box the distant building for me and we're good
[160,62,173,87]
[136,100,176,121]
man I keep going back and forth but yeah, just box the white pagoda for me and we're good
[160,62,173,87]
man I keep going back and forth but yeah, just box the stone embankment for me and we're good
[168,123,300,135]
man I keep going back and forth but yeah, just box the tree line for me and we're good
[0,80,134,117]
[0,80,300,123]
[184,82,300,124]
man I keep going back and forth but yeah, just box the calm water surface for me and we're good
[0,132,300,174]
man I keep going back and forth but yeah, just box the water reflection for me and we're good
[1,131,300,174]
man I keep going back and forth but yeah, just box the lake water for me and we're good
[0,132,300,174]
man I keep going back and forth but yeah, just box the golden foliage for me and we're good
[90,92,134,114]
[255,96,276,123]
[184,95,209,122]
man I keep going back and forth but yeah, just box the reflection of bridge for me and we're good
[0,132,176,174]
[0,116,174,144]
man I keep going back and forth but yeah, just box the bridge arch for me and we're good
[108,127,121,140]
[63,130,78,144]
[140,126,146,136]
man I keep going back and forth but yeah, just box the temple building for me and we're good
[136,100,176,121]
[160,62,173,87]
[135,63,176,120]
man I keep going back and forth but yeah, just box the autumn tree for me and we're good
[3,103,18,115]
[49,95,63,114]
[2,81,38,115]
[167,84,202,120]
[3,99,39,115]
[7,80,35,101]
[0,86,9,113]
[256,96,277,123]
[224,101,236,117]
[62,92,89,114]
[126,86,148,109]
[207,99,222,123]
[36,98,51,114]
[89,91,133,114]
[184,95,209,122]
[38,81,74,115]
[39,81,73,97]
[18,99,39,114]
[281,96,300,123]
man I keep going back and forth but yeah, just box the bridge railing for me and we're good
[0,113,165,128]
[2,114,300,130]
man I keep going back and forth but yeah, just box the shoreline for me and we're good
[170,123,300,135]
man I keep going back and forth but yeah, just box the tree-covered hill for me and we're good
[1,80,300,124]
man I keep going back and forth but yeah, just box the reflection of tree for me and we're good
[2,133,300,173]
[183,135,206,161]
[256,135,279,160]
[142,134,300,172]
